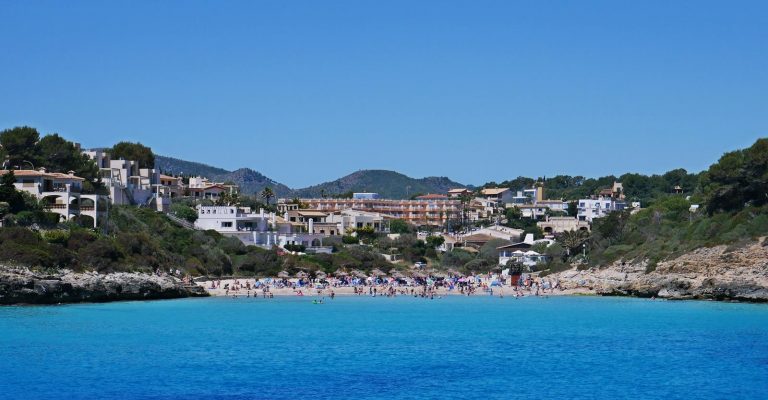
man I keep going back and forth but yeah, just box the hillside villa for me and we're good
[0,169,107,227]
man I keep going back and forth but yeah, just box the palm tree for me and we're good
[558,229,590,257]
[458,193,472,229]
[261,187,275,207]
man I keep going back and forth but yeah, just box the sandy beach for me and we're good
[196,278,595,298]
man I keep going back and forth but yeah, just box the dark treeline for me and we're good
[481,169,700,207]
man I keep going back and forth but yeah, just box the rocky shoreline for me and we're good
[2,239,766,305]
[0,267,208,305]
[552,238,768,302]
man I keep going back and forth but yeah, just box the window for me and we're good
[221,222,232,228]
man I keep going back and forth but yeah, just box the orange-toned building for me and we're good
[300,197,461,226]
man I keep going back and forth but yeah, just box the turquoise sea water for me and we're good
[1,296,767,400]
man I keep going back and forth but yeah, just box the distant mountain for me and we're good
[221,168,292,198]
[155,156,229,178]
[292,170,469,199]
[155,156,291,197]
[155,157,469,199]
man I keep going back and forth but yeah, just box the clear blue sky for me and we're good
[1,1,766,188]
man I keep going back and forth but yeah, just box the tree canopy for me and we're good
[37,134,99,181]
[703,138,768,214]
[0,126,40,169]
[110,141,155,169]
[0,127,99,184]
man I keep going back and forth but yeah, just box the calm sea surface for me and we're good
[1,295,767,400]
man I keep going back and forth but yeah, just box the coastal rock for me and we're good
[0,267,208,305]
[551,238,768,302]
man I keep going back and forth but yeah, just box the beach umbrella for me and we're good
[333,269,348,277]
[277,271,290,279]
[351,270,367,279]
[315,270,327,279]
[390,271,406,279]
[295,271,308,278]
[370,268,386,277]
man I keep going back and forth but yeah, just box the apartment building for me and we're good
[299,197,460,226]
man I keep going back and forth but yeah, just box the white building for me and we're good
[83,150,168,211]
[326,209,389,234]
[194,205,331,252]
[0,169,107,227]
[496,235,549,267]
[577,197,627,222]
[188,176,238,201]
[481,188,515,205]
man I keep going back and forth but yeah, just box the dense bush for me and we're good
[342,235,358,244]
[284,244,306,253]
[171,203,198,223]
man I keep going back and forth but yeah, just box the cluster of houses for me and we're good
[193,203,390,254]
[1,147,237,228]
[3,145,637,269]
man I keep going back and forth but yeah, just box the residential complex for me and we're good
[297,195,460,226]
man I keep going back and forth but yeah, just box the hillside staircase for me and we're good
[165,213,197,230]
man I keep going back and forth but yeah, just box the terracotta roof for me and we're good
[481,188,509,195]
[0,169,85,181]
[188,184,226,192]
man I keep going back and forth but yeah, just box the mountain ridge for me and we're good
[155,156,470,199]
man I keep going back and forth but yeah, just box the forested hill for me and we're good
[155,156,470,199]
[155,156,292,197]
[154,156,229,178]
[292,170,468,199]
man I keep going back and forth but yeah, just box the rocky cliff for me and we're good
[0,267,208,305]
[552,238,768,302]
